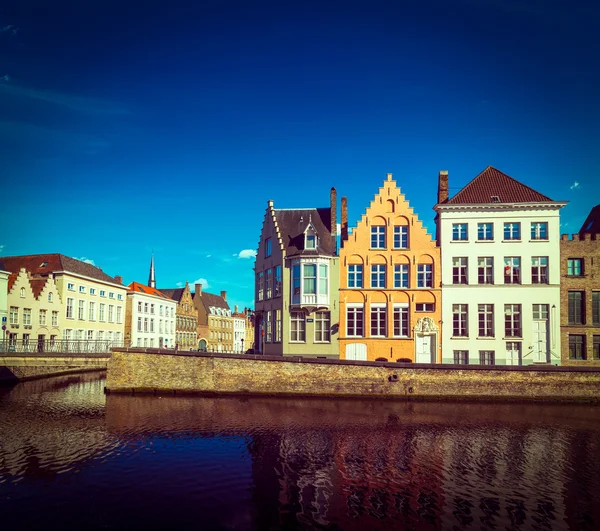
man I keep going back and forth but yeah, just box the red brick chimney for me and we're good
[330,187,337,253]
[438,170,449,204]
[195,283,202,295]
[114,275,123,285]
[220,290,227,301]
[341,196,348,245]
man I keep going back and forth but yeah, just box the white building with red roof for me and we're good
[125,282,177,349]
[434,167,567,366]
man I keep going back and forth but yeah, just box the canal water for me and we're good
[1,373,599,530]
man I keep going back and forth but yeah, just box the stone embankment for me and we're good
[106,349,600,401]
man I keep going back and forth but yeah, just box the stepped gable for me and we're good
[1,253,123,286]
[447,166,552,204]
[160,288,184,302]
[274,207,334,256]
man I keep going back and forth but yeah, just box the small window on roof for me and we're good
[491,196,500,203]
[40,262,48,268]
[586,221,594,231]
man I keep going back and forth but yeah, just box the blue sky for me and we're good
[1,0,599,311]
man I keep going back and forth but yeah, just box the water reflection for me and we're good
[1,375,599,530]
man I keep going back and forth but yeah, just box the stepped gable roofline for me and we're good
[273,207,335,257]
[6,268,56,299]
[1,253,124,287]
[127,281,173,301]
[159,288,185,302]
[445,166,554,205]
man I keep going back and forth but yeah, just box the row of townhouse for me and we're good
[254,167,600,366]
[0,253,255,353]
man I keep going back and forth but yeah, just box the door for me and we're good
[506,342,521,365]
[37,334,45,352]
[415,334,435,363]
[532,321,549,362]
[346,343,367,361]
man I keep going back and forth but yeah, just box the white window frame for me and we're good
[370,304,387,338]
[346,304,364,337]
[393,304,409,338]
[394,264,409,288]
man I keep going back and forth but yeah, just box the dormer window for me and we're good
[305,225,317,250]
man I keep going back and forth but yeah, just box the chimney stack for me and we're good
[195,283,202,295]
[438,170,449,204]
[220,290,227,301]
[114,275,123,285]
[341,196,348,245]
[330,187,337,253]
[234,305,239,313]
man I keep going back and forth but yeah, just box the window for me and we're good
[393,226,408,249]
[452,304,468,337]
[117,294,123,301]
[393,305,409,337]
[150,319,154,332]
[100,290,106,297]
[52,311,58,326]
[415,303,434,312]
[266,269,272,299]
[531,257,548,284]
[593,335,600,360]
[305,233,316,249]
[569,335,586,360]
[150,304,154,314]
[78,300,85,320]
[138,317,142,331]
[348,265,363,288]
[568,292,584,325]
[87,330,94,341]
[160,305,164,316]
[504,257,521,284]
[478,304,494,337]
[66,298,74,319]
[319,264,328,295]
[532,304,549,320]
[315,311,331,342]
[39,309,47,326]
[479,351,495,365]
[567,258,583,276]
[454,351,468,364]
[593,292,600,325]
[19,287,25,298]
[394,264,409,288]
[79,285,86,293]
[370,304,387,337]
[452,223,468,241]
[138,301,143,313]
[143,317,148,332]
[304,264,316,294]
[88,302,96,321]
[346,305,364,337]
[117,306,122,324]
[504,223,521,240]
[371,226,385,249]
[9,306,18,325]
[531,222,548,240]
[290,312,306,342]
[477,223,493,241]
[265,312,272,342]
[274,310,282,342]
[48,292,53,302]
[99,303,106,322]
[144,303,148,314]
[257,272,264,301]
[275,266,282,297]
[478,257,493,284]
[371,265,386,288]
[108,305,114,323]
[417,264,433,288]
[265,237,272,257]
[67,283,75,291]
[23,308,32,326]
[452,257,468,285]
[504,304,522,337]
[90,288,96,296]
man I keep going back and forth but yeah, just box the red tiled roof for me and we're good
[127,282,173,300]
[447,166,553,204]
[1,254,123,286]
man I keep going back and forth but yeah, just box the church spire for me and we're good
[148,253,156,288]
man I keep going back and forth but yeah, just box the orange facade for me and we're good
[339,174,442,362]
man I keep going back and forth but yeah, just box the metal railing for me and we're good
[0,339,126,354]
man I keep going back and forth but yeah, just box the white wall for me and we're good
[128,292,177,348]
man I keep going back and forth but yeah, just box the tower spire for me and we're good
[148,253,156,288]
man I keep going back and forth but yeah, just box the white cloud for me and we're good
[0,244,4,254]
[176,281,184,288]
[570,181,580,190]
[238,249,257,259]
[206,254,212,258]
[74,256,96,265]
[191,278,210,289]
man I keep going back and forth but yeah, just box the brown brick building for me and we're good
[560,205,600,365]
[192,284,233,352]
[160,281,198,351]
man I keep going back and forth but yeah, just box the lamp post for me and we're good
[241,337,244,354]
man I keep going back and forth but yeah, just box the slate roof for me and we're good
[192,290,230,311]
[160,288,184,302]
[1,253,123,286]
[128,282,173,300]
[446,166,553,205]
[580,205,600,234]
[0,259,6,272]
[274,207,335,257]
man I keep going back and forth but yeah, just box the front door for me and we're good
[346,343,367,361]
[506,342,522,365]
[37,334,45,352]
[532,320,549,362]
[415,334,434,363]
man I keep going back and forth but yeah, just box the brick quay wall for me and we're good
[106,349,600,401]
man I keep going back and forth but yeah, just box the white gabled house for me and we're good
[434,167,566,366]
